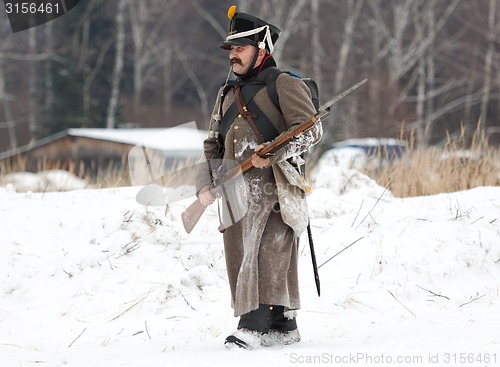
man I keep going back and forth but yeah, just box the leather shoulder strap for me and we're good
[218,83,266,143]
[218,67,284,145]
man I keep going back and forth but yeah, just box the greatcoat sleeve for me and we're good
[264,73,323,165]
[195,87,225,196]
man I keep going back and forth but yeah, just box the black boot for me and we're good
[237,304,274,333]
[269,305,297,332]
[225,304,274,350]
[261,306,301,347]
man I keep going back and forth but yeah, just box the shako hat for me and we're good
[220,5,281,53]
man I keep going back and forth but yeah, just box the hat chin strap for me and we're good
[225,24,274,53]
[233,46,260,79]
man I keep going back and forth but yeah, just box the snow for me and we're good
[1,170,86,192]
[1,164,500,366]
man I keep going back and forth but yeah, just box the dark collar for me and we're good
[237,54,277,81]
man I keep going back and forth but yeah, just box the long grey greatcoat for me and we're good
[196,71,323,317]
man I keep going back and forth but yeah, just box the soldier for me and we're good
[196,6,322,350]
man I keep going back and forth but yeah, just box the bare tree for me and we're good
[106,0,128,129]
[333,0,363,96]
[310,0,321,83]
[43,21,54,130]
[162,46,173,115]
[83,38,113,118]
[370,0,460,145]
[367,0,386,135]
[27,27,39,138]
[76,0,97,69]
[480,0,497,125]
[414,1,434,145]
[173,41,209,120]
[128,1,172,114]
[0,60,17,149]
[333,0,363,139]
[193,0,226,39]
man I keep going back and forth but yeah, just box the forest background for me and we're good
[0,0,499,157]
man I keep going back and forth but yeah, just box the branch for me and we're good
[459,294,486,308]
[109,295,148,321]
[180,291,197,311]
[192,0,226,38]
[416,285,450,300]
[145,321,151,339]
[387,290,416,317]
[351,198,364,228]
[68,327,87,348]
[318,237,364,269]
[355,184,390,229]
[172,41,209,119]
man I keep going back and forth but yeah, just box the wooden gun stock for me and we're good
[181,198,209,234]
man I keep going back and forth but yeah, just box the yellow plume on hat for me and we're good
[227,5,237,19]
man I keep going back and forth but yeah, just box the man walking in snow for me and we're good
[196,6,322,350]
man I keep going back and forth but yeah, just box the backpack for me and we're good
[265,67,320,114]
[264,67,320,175]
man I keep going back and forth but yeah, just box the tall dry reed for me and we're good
[367,124,500,197]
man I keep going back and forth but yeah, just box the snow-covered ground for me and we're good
[1,166,499,367]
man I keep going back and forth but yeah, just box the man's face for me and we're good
[229,44,265,75]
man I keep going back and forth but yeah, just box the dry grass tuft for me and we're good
[366,124,500,197]
[0,154,199,191]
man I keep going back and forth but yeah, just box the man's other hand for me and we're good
[252,145,271,168]
[199,185,215,206]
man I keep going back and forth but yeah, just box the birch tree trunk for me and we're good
[415,2,427,145]
[77,0,96,69]
[106,0,128,129]
[334,0,362,139]
[44,21,54,131]
[129,1,146,114]
[0,61,17,149]
[333,0,362,96]
[424,0,436,145]
[310,0,320,83]
[480,0,496,126]
[367,0,387,135]
[83,39,112,119]
[163,46,172,116]
[416,55,425,145]
[28,27,38,138]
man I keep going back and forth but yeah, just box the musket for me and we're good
[181,78,367,234]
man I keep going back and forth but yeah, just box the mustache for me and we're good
[230,57,242,66]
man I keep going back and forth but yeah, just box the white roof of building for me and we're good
[68,125,208,152]
[0,124,209,160]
